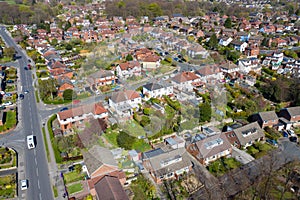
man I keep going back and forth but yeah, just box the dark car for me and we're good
[19,94,24,100]
[282,131,289,138]
[24,67,28,70]
[290,136,298,143]
[60,107,68,112]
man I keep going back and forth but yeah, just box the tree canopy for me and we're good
[224,17,232,28]
[63,89,77,100]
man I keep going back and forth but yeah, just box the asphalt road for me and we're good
[0,26,53,200]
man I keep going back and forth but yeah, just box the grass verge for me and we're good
[42,127,50,162]
[48,115,62,163]
[35,90,40,103]
[53,185,58,198]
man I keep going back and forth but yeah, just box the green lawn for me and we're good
[132,139,151,152]
[103,130,119,147]
[63,171,85,184]
[247,142,273,159]
[42,127,50,162]
[207,157,241,176]
[67,183,83,194]
[121,120,146,137]
[53,185,58,197]
[0,174,16,198]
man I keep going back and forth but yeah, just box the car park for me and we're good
[20,179,28,190]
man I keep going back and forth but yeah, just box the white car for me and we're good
[20,179,28,190]
[26,135,35,149]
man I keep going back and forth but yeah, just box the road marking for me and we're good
[35,157,37,165]
[37,179,40,189]
[36,168,39,176]
[34,150,36,156]
[39,193,42,200]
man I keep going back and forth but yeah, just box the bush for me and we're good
[247,146,259,155]
[140,116,151,127]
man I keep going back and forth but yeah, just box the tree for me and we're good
[125,54,133,61]
[116,131,136,150]
[199,102,212,122]
[65,43,73,51]
[4,47,15,58]
[63,89,77,100]
[208,33,218,50]
[224,17,232,28]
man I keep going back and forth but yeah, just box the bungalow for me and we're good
[187,133,232,165]
[171,72,201,92]
[142,148,192,183]
[233,122,265,149]
[83,146,126,197]
[57,82,74,97]
[109,90,142,119]
[116,61,141,79]
[142,82,173,100]
[57,102,108,131]
[278,106,300,126]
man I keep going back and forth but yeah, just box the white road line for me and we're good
[34,150,36,156]
[35,157,37,165]
[36,168,39,176]
[37,179,40,189]
[39,193,42,200]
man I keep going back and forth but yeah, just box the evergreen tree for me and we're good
[224,17,232,28]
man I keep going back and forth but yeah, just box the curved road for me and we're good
[0,27,53,200]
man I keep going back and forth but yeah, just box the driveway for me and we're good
[231,146,255,164]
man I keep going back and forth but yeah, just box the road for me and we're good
[0,26,53,200]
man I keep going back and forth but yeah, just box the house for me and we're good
[220,62,240,74]
[142,148,192,183]
[57,82,74,97]
[238,57,260,74]
[196,65,223,83]
[171,72,201,92]
[187,133,232,165]
[83,146,126,197]
[142,82,173,100]
[186,44,208,59]
[245,44,260,58]
[233,122,265,149]
[94,175,129,200]
[219,37,233,47]
[57,102,108,131]
[236,32,250,42]
[251,111,279,128]
[87,70,117,88]
[278,106,300,126]
[272,38,288,47]
[109,90,142,119]
[164,135,185,149]
[135,48,161,69]
[230,40,248,52]
[116,61,141,79]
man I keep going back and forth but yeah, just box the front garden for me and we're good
[0,111,17,132]
[0,174,16,199]
[0,147,17,169]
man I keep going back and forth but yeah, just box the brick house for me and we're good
[278,106,300,126]
[251,111,279,128]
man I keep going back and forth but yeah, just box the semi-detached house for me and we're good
[57,102,108,131]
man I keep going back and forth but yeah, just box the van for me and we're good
[27,135,35,149]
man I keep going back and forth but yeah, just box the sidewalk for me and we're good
[44,119,67,199]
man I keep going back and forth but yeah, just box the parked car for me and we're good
[266,139,278,147]
[60,107,68,112]
[20,179,28,190]
[24,67,28,70]
[19,94,24,100]
[290,136,298,143]
[24,90,29,94]
[287,130,296,137]
[282,131,289,138]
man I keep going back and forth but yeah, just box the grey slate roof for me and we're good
[258,111,278,121]
[82,145,117,175]
[286,106,300,117]
[233,122,265,146]
[143,83,163,91]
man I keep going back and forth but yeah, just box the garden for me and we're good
[0,111,17,132]
[207,157,242,177]
[0,174,16,199]
[246,142,273,159]
[130,174,158,200]
[0,147,17,169]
